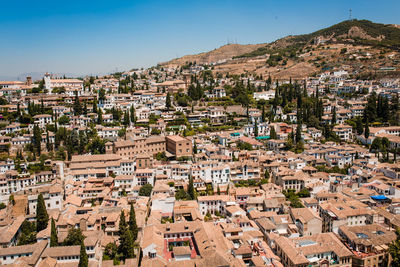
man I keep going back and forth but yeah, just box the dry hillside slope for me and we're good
[160,43,266,67]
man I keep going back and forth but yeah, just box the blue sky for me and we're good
[1,0,399,78]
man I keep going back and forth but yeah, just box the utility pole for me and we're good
[349,9,352,20]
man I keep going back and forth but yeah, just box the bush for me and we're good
[139,184,153,197]
[58,115,70,125]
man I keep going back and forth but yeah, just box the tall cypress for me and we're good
[118,210,134,261]
[364,119,370,139]
[129,204,138,241]
[123,110,130,126]
[193,141,198,154]
[36,194,49,232]
[270,126,277,140]
[92,98,98,114]
[78,242,88,267]
[188,175,195,200]
[50,218,58,247]
[97,109,103,125]
[295,123,302,144]
[33,124,41,156]
[130,105,136,124]
[332,107,337,125]
[46,130,52,151]
[166,92,171,110]
[261,105,265,123]
[254,120,259,137]
[74,91,82,116]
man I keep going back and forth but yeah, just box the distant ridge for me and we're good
[160,20,400,67]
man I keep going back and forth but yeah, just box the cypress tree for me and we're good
[166,92,171,110]
[128,204,138,241]
[36,194,49,232]
[254,120,259,137]
[193,141,197,154]
[33,124,41,156]
[78,241,88,267]
[264,169,270,180]
[389,229,400,267]
[92,98,98,114]
[261,105,265,123]
[356,117,363,135]
[270,126,277,140]
[332,107,337,125]
[295,123,302,144]
[83,101,88,116]
[40,99,45,114]
[130,105,136,124]
[188,175,195,200]
[364,119,370,139]
[118,210,134,261]
[46,130,52,151]
[73,91,82,116]
[50,218,58,247]
[123,110,130,127]
[97,109,103,124]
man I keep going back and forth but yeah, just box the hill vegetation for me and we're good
[236,20,400,59]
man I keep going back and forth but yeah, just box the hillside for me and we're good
[159,43,266,67]
[237,20,400,59]
[159,20,400,79]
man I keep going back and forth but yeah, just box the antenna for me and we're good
[349,9,352,20]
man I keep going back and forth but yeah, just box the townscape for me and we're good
[1,19,400,267]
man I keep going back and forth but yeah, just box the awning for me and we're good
[371,195,389,201]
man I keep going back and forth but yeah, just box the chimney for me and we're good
[26,76,32,86]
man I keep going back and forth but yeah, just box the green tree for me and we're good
[97,109,103,124]
[17,220,37,245]
[9,194,15,205]
[298,188,311,198]
[99,88,106,102]
[118,210,134,261]
[261,105,266,122]
[129,204,138,242]
[332,107,336,125]
[58,115,70,125]
[139,184,152,196]
[166,92,171,110]
[123,110,130,127]
[36,194,49,232]
[130,105,136,124]
[50,218,58,247]
[63,228,85,246]
[33,124,42,155]
[264,169,270,180]
[389,228,400,267]
[92,98,98,114]
[254,120,258,137]
[193,141,197,154]
[78,241,88,267]
[104,243,118,260]
[46,130,52,151]
[355,116,364,135]
[270,126,277,139]
[188,175,195,200]
[175,189,190,200]
[82,101,88,116]
[295,123,302,144]
[74,91,82,116]
[364,119,370,139]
